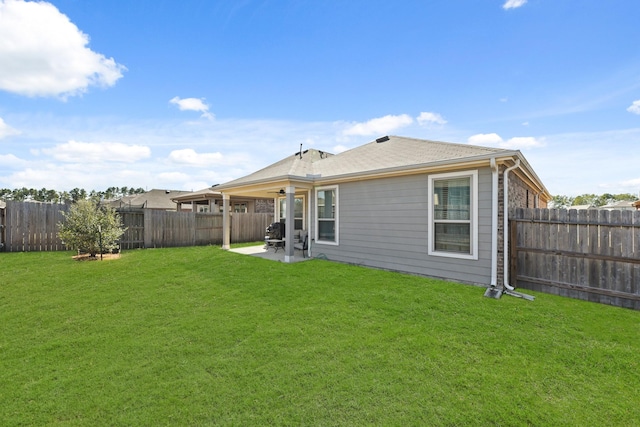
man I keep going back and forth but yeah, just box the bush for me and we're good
[58,199,126,257]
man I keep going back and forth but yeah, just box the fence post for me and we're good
[144,209,152,248]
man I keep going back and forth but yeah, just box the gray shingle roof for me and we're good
[314,136,507,177]
[109,189,191,210]
[218,136,511,189]
[219,148,333,187]
[170,187,221,202]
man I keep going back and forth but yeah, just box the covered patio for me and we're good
[214,148,330,264]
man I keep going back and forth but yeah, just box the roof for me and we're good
[600,200,637,210]
[218,136,512,189]
[569,204,594,210]
[170,187,222,203]
[109,189,191,210]
[219,148,333,188]
[216,136,551,199]
[313,136,507,177]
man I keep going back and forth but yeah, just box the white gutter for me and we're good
[490,158,499,287]
[503,158,520,291]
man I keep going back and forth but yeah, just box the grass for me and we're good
[1,246,639,426]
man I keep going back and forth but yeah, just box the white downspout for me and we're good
[490,158,499,287]
[503,159,520,291]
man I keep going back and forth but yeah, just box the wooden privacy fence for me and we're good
[1,200,69,252]
[0,201,273,252]
[510,208,640,310]
[127,211,272,248]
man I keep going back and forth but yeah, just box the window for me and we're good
[233,203,247,213]
[316,186,338,244]
[428,171,478,260]
[279,197,304,230]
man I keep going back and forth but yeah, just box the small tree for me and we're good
[58,199,126,257]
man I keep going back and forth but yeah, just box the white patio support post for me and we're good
[284,186,295,263]
[222,193,231,250]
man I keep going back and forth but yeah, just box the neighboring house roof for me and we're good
[569,204,595,210]
[216,135,550,200]
[170,187,222,203]
[600,200,637,210]
[109,189,192,210]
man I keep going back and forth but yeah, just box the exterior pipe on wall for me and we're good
[503,158,520,291]
[490,158,499,287]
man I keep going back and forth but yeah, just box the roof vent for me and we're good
[376,136,390,143]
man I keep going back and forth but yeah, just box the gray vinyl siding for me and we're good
[311,168,493,285]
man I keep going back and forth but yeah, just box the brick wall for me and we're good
[509,172,548,209]
[254,199,274,214]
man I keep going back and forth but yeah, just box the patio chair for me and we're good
[294,231,308,258]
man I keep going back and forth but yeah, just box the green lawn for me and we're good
[1,247,639,426]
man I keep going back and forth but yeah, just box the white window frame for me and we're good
[428,170,478,260]
[315,185,339,245]
[232,202,248,213]
[277,195,306,230]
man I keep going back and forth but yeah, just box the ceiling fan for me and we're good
[268,189,286,195]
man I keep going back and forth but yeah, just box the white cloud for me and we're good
[169,96,214,120]
[41,140,151,163]
[0,0,125,98]
[0,117,20,139]
[2,164,152,192]
[468,133,544,149]
[343,114,413,136]
[503,0,527,10]
[468,133,504,145]
[168,148,224,167]
[627,100,640,115]
[417,112,447,126]
[0,153,25,166]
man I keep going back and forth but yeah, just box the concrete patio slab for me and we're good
[228,245,309,263]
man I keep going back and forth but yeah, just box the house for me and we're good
[214,136,551,288]
[108,189,193,211]
[600,200,637,211]
[568,204,594,210]
[169,186,274,214]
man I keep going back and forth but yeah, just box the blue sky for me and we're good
[1,0,639,197]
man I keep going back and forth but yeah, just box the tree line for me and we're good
[551,193,638,209]
[0,186,146,203]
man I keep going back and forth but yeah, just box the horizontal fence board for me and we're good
[511,208,640,310]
